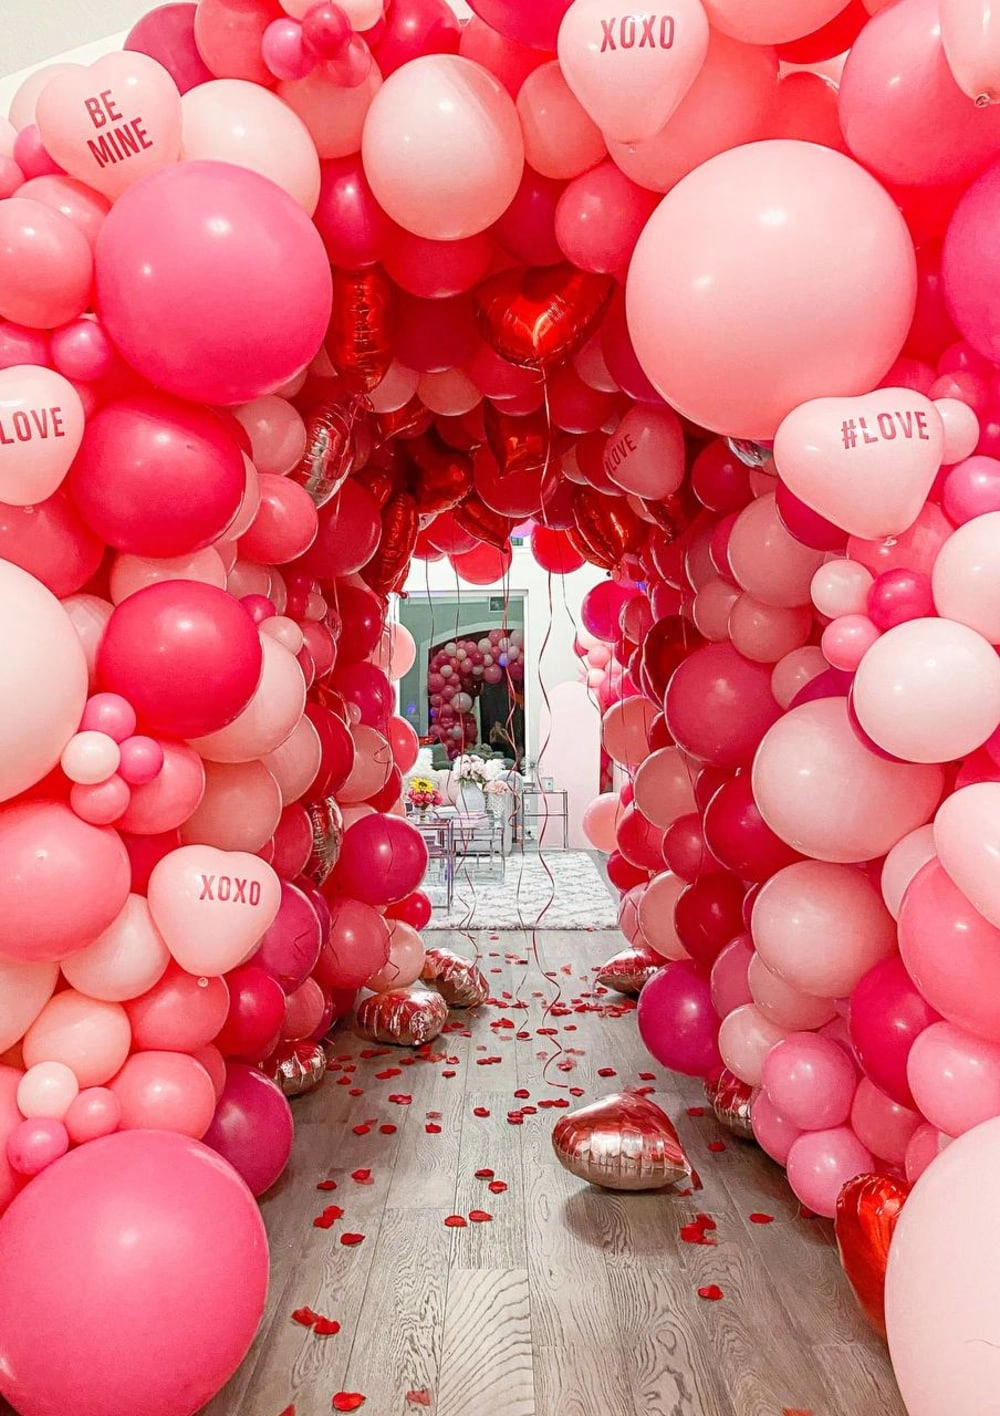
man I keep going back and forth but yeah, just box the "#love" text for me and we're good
[0,406,67,446]
[198,874,263,906]
[84,89,154,170]
[840,410,932,452]
[599,15,676,51]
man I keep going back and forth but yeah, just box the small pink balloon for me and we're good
[821,614,881,672]
[785,1126,875,1218]
[751,1087,802,1165]
[118,735,165,787]
[7,1117,69,1176]
[16,1061,79,1120]
[64,1085,121,1144]
[761,1031,857,1131]
[80,692,137,743]
[70,775,132,827]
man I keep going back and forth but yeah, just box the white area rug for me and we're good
[425,851,618,931]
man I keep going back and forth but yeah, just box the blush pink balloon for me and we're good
[810,558,874,618]
[710,935,754,1018]
[63,1085,121,1144]
[751,1086,803,1164]
[23,990,131,1088]
[907,1021,1000,1137]
[601,698,658,769]
[61,894,171,1003]
[728,494,825,607]
[880,824,936,920]
[717,1003,789,1088]
[115,740,205,836]
[364,919,425,992]
[761,1031,857,1130]
[603,405,685,500]
[0,365,84,506]
[786,1126,875,1218]
[748,954,836,1031]
[0,197,93,330]
[850,1077,922,1165]
[16,1061,79,1121]
[631,747,696,830]
[515,61,605,180]
[7,1117,69,1176]
[110,1049,216,1138]
[277,64,381,161]
[846,501,952,579]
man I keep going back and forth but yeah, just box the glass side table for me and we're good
[519,787,569,851]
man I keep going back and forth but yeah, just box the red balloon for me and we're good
[386,889,433,930]
[331,662,393,729]
[616,805,668,872]
[665,644,782,769]
[326,267,394,394]
[315,895,390,989]
[606,850,649,893]
[662,813,717,883]
[475,264,613,370]
[363,491,419,596]
[374,0,461,74]
[367,766,403,811]
[253,881,322,994]
[305,703,356,796]
[777,0,868,62]
[641,615,701,701]
[313,156,391,268]
[215,965,286,1063]
[296,479,381,581]
[637,960,723,1077]
[451,542,513,585]
[388,715,419,774]
[331,814,429,905]
[474,446,543,518]
[200,1062,293,1197]
[581,580,633,641]
[237,473,319,565]
[98,582,263,739]
[690,438,753,515]
[68,394,244,557]
[702,775,802,881]
[530,524,585,574]
[334,582,384,663]
[673,873,747,973]
[426,510,478,555]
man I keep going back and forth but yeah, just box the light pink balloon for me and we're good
[748,953,836,1031]
[262,714,321,805]
[786,1126,875,1218]
[277,63,382,160]
[63,1085,121,1144]
[109,547,228,603]
[557,0,710,144]
[60,730,120,786]
[0,958,58,1054]
[110,1049,216,1137]
[932,512,1000,644]
[617,884,645,947]
[761,1031,857,1131]
[710,935,754,1016]
[603,405,686,500]
[809,558,874,619]
[0,365,85,506]
[337,725,393,804]
[581,792,624,852]
[147,844,282,976]
[369,362,420,414]
[751,1086,803,1164]
[606,29,777,195]
[702,0,849,42]
[752,860,897,999]
[8,63,86,131]
[854,617,1000,763]
[728,494,825,607]
[693,578,741,642]
[729,595,812,664]
[718,1002,789,1087]
[515,61,606,180]
[16,1061,79,1121]
[770,645,827,710]
[60,592,114,686]
[180,79,320,213]
[179,760,283,853]
[881,824,936,920]
[773,389,944,539]
[850,1077,922,1164]
[752,697,945,863]
[903,1120,939,1184]
[821,614,881,672]
[365,919,425,992]
[116,740,206,836]
[631,748,696,829]
[637,872,688,960]
[934,782,1000,929]
[908,1021,1000,1137]
[60,894,171,1003]
[23,990,131,1087]
[941,0,1000,104]
[362,55,524,239]
[234,395,306,477]
[36,52,182,201]
[935,396,980,464]
[626,141,916,439]
[190,637,305,763]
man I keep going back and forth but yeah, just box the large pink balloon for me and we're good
[626,140,916,439]
[362,55,524,240]
[95,160,331,405]
[944,156,1000,370]
[0,1130,268,1416]
[752,697,945,863]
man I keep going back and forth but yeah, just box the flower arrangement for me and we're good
[452,753,507,789]
[407,777,442,813]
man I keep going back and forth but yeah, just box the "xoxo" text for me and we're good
[600,15,676,52]
[198,874,262,906]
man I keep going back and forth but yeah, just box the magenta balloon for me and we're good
[335,583,385,663]
[0,1130,267,1416]
[313,156,392,268]
[98,582,263,739]
[252,881,322,994]
[665,643,783,768]
[331,814,429,905]
[95,161,332,406]
[330,661,394,730]
[850,954,941,1108]
[636,960,723,1078]
[702,774,802,881]
[68,394,245,557]
[124,3,214,93]
[200,1063,293,1197]
[662,812,717,882]
[466,0,571,49]
[374,0,462,75]
[615,805,668,872]
[214,965,286,1064]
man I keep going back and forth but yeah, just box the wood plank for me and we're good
[816,1341,909,1416]
[436,1269,535,1416]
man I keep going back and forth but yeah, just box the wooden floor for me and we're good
[196,927,905,1416]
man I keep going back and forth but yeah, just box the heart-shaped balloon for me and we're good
[356,985,449,1046]
[360,491,419,596]
[475,265,614,370]
[408,435,475,514]
[483,402,553,478]
[377,396,433,443]
[452,493,515,551]
[147,844,281,976]
[327,268,395,396]
[302,795,344,886]
[573,486,644,566]
[558,0,711,144]
[289,401,356,509]
[0,366,85,507]
[703,1067,755,1139]
[596,943,664,996]
[552,1091,695,1191]
[773,389,945,539]
[421,947,489,1008]
[36,52,182,200]
[264,1040,327,1097]
[835,1171,911,1337]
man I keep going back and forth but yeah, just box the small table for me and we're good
[443,808,506,882]
[410,816,456,911]
[519,787,569,851]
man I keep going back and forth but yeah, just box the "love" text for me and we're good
[0,407,66,446]
[840,410,932,452]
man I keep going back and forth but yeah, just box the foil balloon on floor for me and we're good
[704,1068,756,1140]
[596,944,664,997]
[421,947,489,1008]
[355,986,449,1046]
[552,1092,696,1192]
[835,1173,911,1338]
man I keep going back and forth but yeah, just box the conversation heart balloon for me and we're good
[0,365,85,506]
[36,52,182,201]
[558,0,711,144]
[773,389,944,540]
[147,845,281,976]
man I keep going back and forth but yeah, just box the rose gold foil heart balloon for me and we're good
[290,401,356,509]
[264,1040,327,1097]
[552,1091,695,1191]
[302,796,344,887]
[421,948,488,1008]
[475,264,614,370]
[704,1067,756,1139]
[597,944,664,997]
[355,985,449,1046]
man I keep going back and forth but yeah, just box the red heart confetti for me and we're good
[513,1088,530,1099]
[750,1213,775,1225]
[313,1206,344,1229]
[473,1107,490,1118]
[352,1124,370,1136]
[597,1067,617,1078]
[375,1069,401,1080]
[488,1181,508,1194]
[707,1141,727,1153]
[332,1395,366,1412]
[475,1168,495,1179]
[380,1124,397,1135]
[697,1285,724,1301]
[444,1215,467,1228]
[316,1180,338,1192]
[388,1094,412,1105]
[314,1317,342,1336]
[292,1307,319,1327]
[406,1390,432,1407]
[340,1233,365,1246]
[351,1169,373,1185]
[425,1123,441,1134]
[468,1210,492,1223]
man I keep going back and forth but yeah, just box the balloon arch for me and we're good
[0,0,999,1410]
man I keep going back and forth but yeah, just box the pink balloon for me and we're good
[23,990,131,1088]
[16,174,111,249]
[761,1032,857,1131]
[751,1086,803,1165]
[280,975,326,1041]
[709,935,754,1018]
[942,454,1000,523]
[61,894,170,1003]
[717,1003,789,1087]
[903,1119,939,1184]
[276,64,381,161]
[601,697,658,769]
[636,960,722,1077]
[603,405,686,500]
[0,1128,268,1415]
[626,141,915,439]
[703,0,847,43]
[361,55,524,240]
[728,494,825,608]
[64,1085,121,1144]
[0,364,84,507]
[201,1061,293,1196]
[364,918,425,992]
[748,954,836,1031]
[116,740,206,835]
[110,1049,216,1138]
[631,748,697,831]
[907,1020,1000,1136]
[665,643,782,769]
[0,198,93,330]
[785,1126,875,1218]
[516,61,605,180]
[846,500,952,579]
[95,160,331,405]
[7,1117,69,1176]
[581,792,624,853]
[125,962,230,1052]
[124,3,214,94]
[850,1077,922,1165]
[636,871,687,960]
[147,844,282,976]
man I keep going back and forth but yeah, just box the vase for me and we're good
[456,781,485,815]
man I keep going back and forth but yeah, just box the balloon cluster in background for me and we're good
[2,0,1000,1409]
[426,628,523,757]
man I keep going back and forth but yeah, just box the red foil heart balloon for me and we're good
[421,948,489,1008]
[360,491,419,596]
[573,486,644,566]
[835,1172,911,1338]
[377,396,433,442]
[552,1091,695,1191]
[475,264,615,370]
[596,944,664,996]
[703,1067,755,1139]
[409,434,475,514]
[327,267,394,394]
[355,985,449,1046]
[452,493,515,551]
[482,402,553,478]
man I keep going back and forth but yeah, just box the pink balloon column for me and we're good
[426,628,524,760]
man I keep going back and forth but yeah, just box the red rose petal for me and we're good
[292,1307,319,1327]
[597,1067,617,1077]
[348,1088,363,1097]
[570,1087,585,1097]
[316,1180,338,1192]
[388,1094,412,1105]
[375,1068,401,1080]
[442,1070,456,1078]
[444,1215,467,1228]
[314,1317,342,1336]
[697,1285,724,1301]
[340,1233,365,1246]
[425,1123,442,1134]
[352,1125,370,1136]
[312,1206,343,1229]
[406,1390,432,1407]
[707,1141,726,1153]
[750,1213,775,1225]
[513,1088,530,1099]
[351,1169,373,1185]
[679,1225,714,1246]
[332,1395,366,1412]
[696,1213,717,1231]
[278,1407,296,1416]
[468,1210,492,1223]
[380,1124,397,1135]
[488,1181,508,1194]
[473,1107,490,1118]
[639,1072,655,1081]
[686,1106,706,1117]
[475,1168,495,1179]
